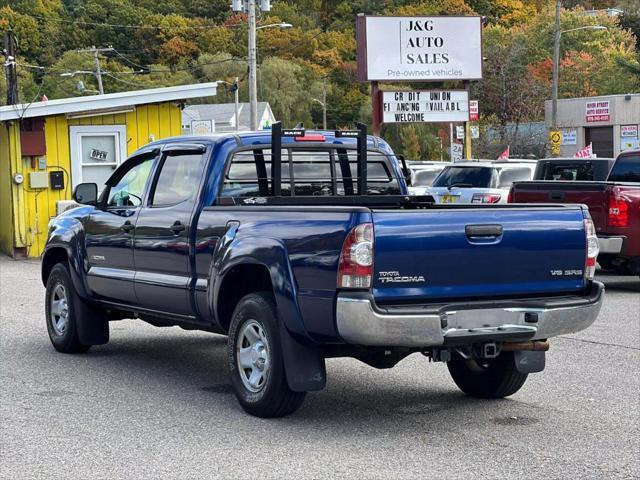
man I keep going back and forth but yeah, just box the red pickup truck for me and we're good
[510,150,640,276]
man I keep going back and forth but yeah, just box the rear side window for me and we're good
[151,152,205,206]
[497,167,533,187]
[608,155,640,182]
[432,167,494,188]
[412,169,441,186]
[539,162,596,181]
[220,148,400,198]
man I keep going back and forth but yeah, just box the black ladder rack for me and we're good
[270,121,368,196]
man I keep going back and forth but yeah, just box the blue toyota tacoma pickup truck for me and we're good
[42,124,604,417]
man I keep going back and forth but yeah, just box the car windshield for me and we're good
[413,169,441,186]
[608,154,640,182]
[432,167,494,188]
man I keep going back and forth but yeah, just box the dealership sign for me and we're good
[621,125,638,137]
[586,100,610,123]
[357,16,483,82]
[469,100,479,121]
[381,90,469,123]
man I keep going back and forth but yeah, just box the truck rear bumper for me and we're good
[598,236,625,254]
[336,282,604,348]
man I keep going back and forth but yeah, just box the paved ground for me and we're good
[0,257,638,479]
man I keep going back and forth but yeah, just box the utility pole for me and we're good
[463,80,472,159]
[247,0,258,130]
[234,77,240,132]
[321,78,327,130]
[3,31,19,105]
[77,46,113,95]
[312,78,327,130]
[551,0,561,131]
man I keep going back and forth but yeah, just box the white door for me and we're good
[70,125,127,189]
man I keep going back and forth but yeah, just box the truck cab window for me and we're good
[221,149,291,197]
[337,151,401,195]
[105,156,155,208]
[220,148,400,198]
[608,154,640,182]
[151,152,205,206]
[291,150,334,196]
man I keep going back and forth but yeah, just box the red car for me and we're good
[510,150,640,276]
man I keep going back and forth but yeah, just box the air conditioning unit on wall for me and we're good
[56,200,79,216]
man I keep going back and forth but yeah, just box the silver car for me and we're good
[427,161,536,204]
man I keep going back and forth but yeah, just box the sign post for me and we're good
[549,130,561,156]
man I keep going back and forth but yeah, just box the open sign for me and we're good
[89,149,109,161]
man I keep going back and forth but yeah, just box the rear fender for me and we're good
[212,236,326,392]
[212,235,307,337]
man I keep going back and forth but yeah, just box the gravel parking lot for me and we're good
[1,256,638,479]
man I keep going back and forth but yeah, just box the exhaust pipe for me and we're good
[502,340,549,352]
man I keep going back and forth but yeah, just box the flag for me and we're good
[497,146,509,160]
[40,94,48,103]
[574,143,593,158]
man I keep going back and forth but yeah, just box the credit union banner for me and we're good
[382,90,469,123]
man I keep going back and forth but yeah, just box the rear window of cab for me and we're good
[220,147,401,198]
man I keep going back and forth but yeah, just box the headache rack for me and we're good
[218,121,435,208]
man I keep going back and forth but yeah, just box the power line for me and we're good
[28,14,221,30]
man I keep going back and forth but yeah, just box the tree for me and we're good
[259,57,314,127]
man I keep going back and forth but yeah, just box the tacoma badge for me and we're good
[378,271,426,284]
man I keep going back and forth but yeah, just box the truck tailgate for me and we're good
[371,207,587,303]
[510,181,608,230]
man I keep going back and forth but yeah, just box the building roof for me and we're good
[182,102,273,131]
[0,82,218,122]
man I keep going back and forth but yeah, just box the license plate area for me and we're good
[441,194,458,203]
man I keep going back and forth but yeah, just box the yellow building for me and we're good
[0,83,217,258]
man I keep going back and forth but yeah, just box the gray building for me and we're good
[182,102,276,134]
[545,93,640,158]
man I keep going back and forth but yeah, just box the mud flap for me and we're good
[514,350,545,374]
[279,326,326,392]
[73,296,109,346]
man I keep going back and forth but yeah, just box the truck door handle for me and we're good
[121,221,135,233]
[465,224,503,237]
[550,192,564,201]
[170,221,186,234]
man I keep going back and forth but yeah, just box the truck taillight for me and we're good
[338,223,373,289]
[608,190,629,227]
[471,193,501,204]
[507,187,514,203]
[584,218,599,280]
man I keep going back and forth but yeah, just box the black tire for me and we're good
[447,351,528,399]
[227,292,306,418]
[45,263,108,353]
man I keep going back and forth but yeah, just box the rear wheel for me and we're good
[227,292,306,418]
[447,351,527,398]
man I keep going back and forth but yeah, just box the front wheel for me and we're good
[45,263,108,353]
[227,292,306,418]
[447,351,528,398]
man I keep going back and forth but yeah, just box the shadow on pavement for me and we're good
[39,326,533,429]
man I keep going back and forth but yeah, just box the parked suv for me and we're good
[427,161,536,204]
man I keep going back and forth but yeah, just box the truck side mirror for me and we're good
[397,155,412,186]
[73,183,98,205]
